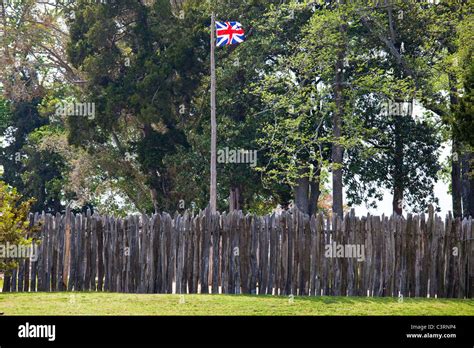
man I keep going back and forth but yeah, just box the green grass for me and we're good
[0,292,473,315]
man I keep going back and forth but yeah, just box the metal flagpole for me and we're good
[210,12,217,213]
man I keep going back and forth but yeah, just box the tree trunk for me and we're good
[392,184,403,216]
[294,174,309,215]
[141,123,162,213]
[332,24,346,218]
[449,74,462,218]
[462,151,474,218]
[149,184,160,213]
[308,178,321,216]
[462,152,470,217]
[469,165,474,219]
[294,166,321,216]
[229,185,242,212]
[451,143,463,218]
[392,111,404,216]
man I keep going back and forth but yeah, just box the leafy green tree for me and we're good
[0,0,77,214]
[66,0,210,213]
[455,61,474,218]
[251,0,448,216]
[246,1,329,215]
[356,0,472,216]
[0,98,10,135]
[455,62,474,148]
[0,98,67,213]
[0,0,469,219]
[345,96,442,213]
[0,181,37,273]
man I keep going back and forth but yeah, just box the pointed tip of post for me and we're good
[428,204,434,216]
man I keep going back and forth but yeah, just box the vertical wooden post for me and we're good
[63,208,71,291]
[210,12,217,214]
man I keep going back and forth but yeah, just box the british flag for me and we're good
[215,21,245,47]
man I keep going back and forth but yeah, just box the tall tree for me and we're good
[345,95,442,214]
[456,61,474,217]
[66,0,208,213]
[332,20,347,217]
[0,0,82,213]
[357,0,472,216]
[250,1,330,215]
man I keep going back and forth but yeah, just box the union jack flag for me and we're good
[215,21,245,47]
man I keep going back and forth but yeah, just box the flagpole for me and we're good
[210,12,217,214]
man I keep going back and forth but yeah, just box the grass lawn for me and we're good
[0,292,473,315]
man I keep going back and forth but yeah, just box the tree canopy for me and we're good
[0,0,472,218]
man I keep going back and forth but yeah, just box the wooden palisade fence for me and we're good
[2,206,473,298]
